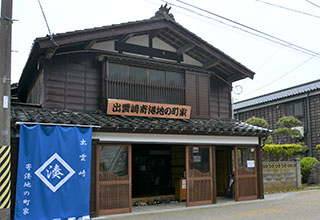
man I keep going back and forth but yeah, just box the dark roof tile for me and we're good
[11,105,270,137]
[234,79,320,110]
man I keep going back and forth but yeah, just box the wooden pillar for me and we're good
[257,139,264,199]
[212,146,217,204]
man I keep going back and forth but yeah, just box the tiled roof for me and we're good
[11,105,270,137]
[234,79,320,110]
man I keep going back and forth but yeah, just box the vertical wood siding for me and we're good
[40,54,237,122]
[198,75,210,117]
[185,72,210,119]
[210,77,231,118]
[185,73,197,116]
[43,53,101,110]
[26,71,43,104]
[310,95,320,155]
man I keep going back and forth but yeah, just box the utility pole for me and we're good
[0,0,13,219]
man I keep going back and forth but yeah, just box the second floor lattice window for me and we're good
[106,63,185,104]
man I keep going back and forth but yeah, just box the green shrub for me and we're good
[301,157,319,183]
[272,127,303,140]
[245,117,269,128]
[316,144,320,154]
[265,136,274,144]
[262,144,303,161]
[276,116,302,128]
[273,116,303,142]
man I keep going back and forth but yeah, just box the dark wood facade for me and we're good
[12,6,267,218]
[25,52,233,120]
[29,54,102,110]
[234,84,320,159]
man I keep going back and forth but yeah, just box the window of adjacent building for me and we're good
[285,101,304,118]
[106,63,185,104]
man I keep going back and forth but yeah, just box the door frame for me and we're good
[96,143,132,215]
[234,146,258,201]
[186,145,214,206]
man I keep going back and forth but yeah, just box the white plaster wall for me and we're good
[182,54,202,67]
[93,132,260,145]
[90,36,203,67]
[126,34,149,47]
[91,40,116,52]
[152,37,176,52]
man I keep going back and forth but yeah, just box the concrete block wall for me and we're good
[263,159,301,192]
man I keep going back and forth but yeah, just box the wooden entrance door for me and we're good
[234,147,258,201]
[97,144,132,215]
[186,146,213,206]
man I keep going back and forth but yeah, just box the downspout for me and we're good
[306,93,312,157]
[259,136,267,199]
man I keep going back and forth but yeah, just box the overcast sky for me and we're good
[10,0,320,101]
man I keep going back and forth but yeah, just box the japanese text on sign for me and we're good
[107,99,191,119]
[22,163,33,216]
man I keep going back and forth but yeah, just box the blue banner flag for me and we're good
[14,124,92,220]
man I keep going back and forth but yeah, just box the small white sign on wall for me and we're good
[3,96,8,108]
[247,160,255,168]
[182,179,186,189]
[193,147,199,153]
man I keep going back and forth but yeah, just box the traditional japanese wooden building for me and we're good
[11,5,269,217]
[234,79,320,159]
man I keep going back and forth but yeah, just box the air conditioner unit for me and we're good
[292,126,304,137]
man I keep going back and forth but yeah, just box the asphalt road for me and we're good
[95,190,320,220]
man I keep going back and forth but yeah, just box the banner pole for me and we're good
[15,122,101,128]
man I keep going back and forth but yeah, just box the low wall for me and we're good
[262,160,301,192]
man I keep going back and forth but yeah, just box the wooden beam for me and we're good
[85,40,96,49]
[44,47,57,59]
[149,29,163,39]
[115,41,183,62]
[118,33,134,43]
[203,60,221,69]
[177,44,195,55]
[166,22,255,79]
[149,35,153,58]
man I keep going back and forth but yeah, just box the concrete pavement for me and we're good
[93,190,320,220]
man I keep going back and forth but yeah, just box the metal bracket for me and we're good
[0,17,18,23]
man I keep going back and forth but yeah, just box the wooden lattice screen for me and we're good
[186,146,213,206]
[106,78,185,104]
[97,145,132,215]
[234,147,258,201]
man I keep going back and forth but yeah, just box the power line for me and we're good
[37,0,58,50]
[256,0,320,19]
[37,0,53,38]
[254,47,281,72]
[167,0,320,59]
[159,0,316,59]
[305,0,320,9]
[239,55,316,98]
[159,0,319,95]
